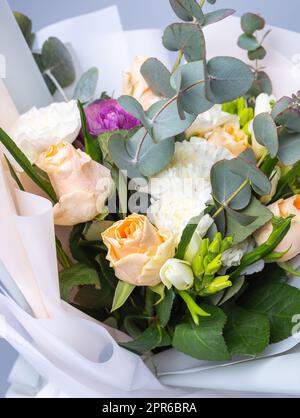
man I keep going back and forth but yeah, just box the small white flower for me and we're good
[222,239,255,268]
[9,100,81,164]
[185,104,239,138]
[160,259,194,290]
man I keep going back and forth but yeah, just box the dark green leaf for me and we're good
[141,58,175,98]
[0,128,57,202]
[13,11,35,49]
[73,67,98,103]
[156,289,176,327]
[41,37,75,87]
[278,130,300,166]
[241,13,265,35]
[121,324,168,354]
[273,160,300,201]
[248,46,267,61]
[207,56,254,103]
[247,71,272,98]
[163,23,206,62]
[169,0,205,24]
[226,197,273,244]
[253,112,278,158]
[172,305,230,361]
[211,159,251,210]
[59,263,100,301]
[176,214,202,259]
[203,9,235,26]
[239,283,300,343]
[223,303,270,356]
[78,101,102,163]
[238,34,260,52]
[83,220,114,241]
[219,276,245,305]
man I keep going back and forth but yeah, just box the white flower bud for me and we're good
[160,259,194,290]
[184,214,214,263]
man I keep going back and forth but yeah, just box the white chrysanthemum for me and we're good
[9,100,81,164]
[148,139,233,243]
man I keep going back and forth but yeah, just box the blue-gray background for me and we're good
[0,0,299,398]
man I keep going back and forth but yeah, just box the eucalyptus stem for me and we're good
[212,179,250,219]
[44,69,69,102]
[172,50,184,73]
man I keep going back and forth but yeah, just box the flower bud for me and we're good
[205,254,222,275]
[184,215,214,263]
[160,259,194,291]
[192,253,204,278]
[200,276,232,296]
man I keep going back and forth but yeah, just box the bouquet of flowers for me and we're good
[2,0,300,397]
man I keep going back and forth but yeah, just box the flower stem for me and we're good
[44,69,69,102]
[212,178,250,219]
[172,50,184,74]
[56,237,73,269]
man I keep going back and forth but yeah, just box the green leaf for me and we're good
[275,108,300,133]
[83,220,114,241]
[59,263,100,301]
[41,37,75,88]
[241,13,265,35]
[247,71,272,98]
[148,99,196,141]
[69,224,95,265]
[77,100,102,163]
[278,262,300,277]
[172,305,230,361]
[121,324,169,354]
[163,23,206,62]
[223,303,270,356]
[248,46,267,61]
[239,283,300,343]
[203,9,235,26]
[278,130,300,166]
[156,288,176,327]
[271,96,293,120]
[211,159,251,210]
[207,56,254,103]
[253,112,278,158]
[0,128,57,202]
[219,276,245,305]
[111,281,135,312]
[108,129,175,179]
[226,197,273,244]
[273,161,300,201]
[73,67,98,103]
[172,61,213,115]
[176,214,202,259]
[169,0,205,24]
[141,58,176,98]
[13,11,35,49]
[238,34,260,52]
[118,95,152,131]
[98,129,129,166]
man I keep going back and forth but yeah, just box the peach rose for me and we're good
[36,142,113,226]
[102,214,176,286]
[206,125,249,157]
[123,56,160,110]
[255,196,300,261]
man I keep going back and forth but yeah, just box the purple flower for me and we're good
[84,99,140,136]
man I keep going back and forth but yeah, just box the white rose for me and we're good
[160,259,194,290]
[185,104,239,138]
[9,100,81,164]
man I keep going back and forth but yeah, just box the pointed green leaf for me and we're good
[156,288,176,327]
[111,281,135,312]
[78,100,102,163]
[59,263,100,302]
[203,9,235,26]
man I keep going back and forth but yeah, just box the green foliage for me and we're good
[169,0,205,23]
[59,263,100,301]
[77,100,102,163]
[172,305,230,361]
[0,128,57,202]
[241,13,265,35]
[238,34,260,51]
[253,112,279,158]
[247,71,272,97]
[223,303,270,356]
[13,11,35,48]
[111,281,136,312]
[121,324,171,354]
[141,58,176,98]
[73,67,99,103]
[202,9,235,26]
[156,288,176,327]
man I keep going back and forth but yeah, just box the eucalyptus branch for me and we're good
[44,69,69,102]
[212,179,250,219]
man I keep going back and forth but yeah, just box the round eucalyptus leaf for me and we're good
[172,61,213,115]
[247,71,272,98]
[278,130,300,166]
[248,46,266,61]
[34,52,56,94]
[13,11,35,49]
[148,99,196,141]
[203,9,235,27]
[253,112,279,158]
[271,97,293,119]
[169,0,205,24]
[225,206,256,226]
[230,158,271,197]
[108,132,141,179]
[73,67,98,103]
[241,13,265,35]
[207,56,254,103]
[41,37,75,87]
[211,159,252,210]
[139,137,175,177]
[275,108,300,133]
[118,95,152,131]
[237,34,260,52]
[141,58,175,98]
[163,23,206,62]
